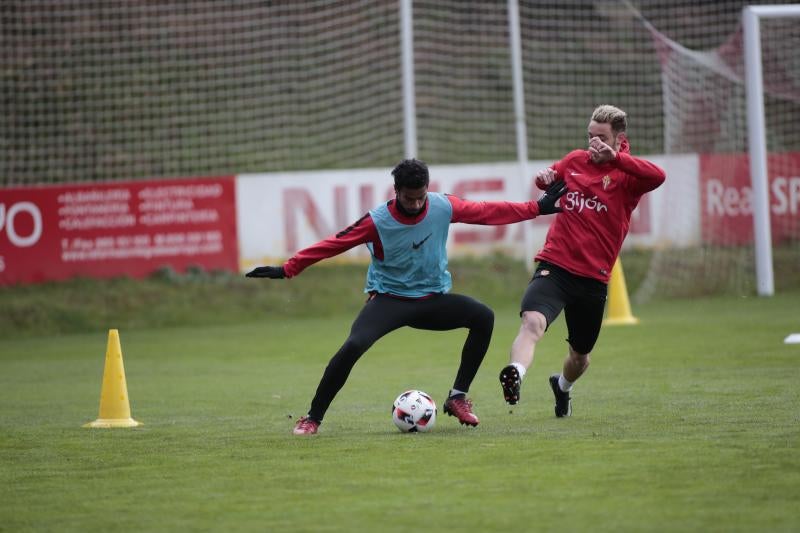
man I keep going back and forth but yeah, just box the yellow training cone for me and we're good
[84,329,142,428]
[603,258,639,326]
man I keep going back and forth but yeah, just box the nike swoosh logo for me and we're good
[570,171,582,177]
[412,233,433,249]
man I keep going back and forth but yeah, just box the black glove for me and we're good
[245,266,286,279]
[537,180,568,215]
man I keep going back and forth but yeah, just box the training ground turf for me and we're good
[1,292,799,532]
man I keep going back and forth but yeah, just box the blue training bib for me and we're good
[365,192,452,297]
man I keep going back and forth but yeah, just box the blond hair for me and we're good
[591,105,627,133]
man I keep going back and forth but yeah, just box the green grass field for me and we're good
[2,287,799,532]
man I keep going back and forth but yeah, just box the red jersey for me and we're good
[284,194,542,278]
[535,139,665,283]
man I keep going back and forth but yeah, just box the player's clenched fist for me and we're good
[535,167,557,188]
[588,136,616,164]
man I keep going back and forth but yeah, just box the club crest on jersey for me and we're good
[602,175,612,190]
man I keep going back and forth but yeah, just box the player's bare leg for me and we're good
[550,346,590,417]
[563,346,590,383]
[500,310,547,404]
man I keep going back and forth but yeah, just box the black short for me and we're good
[520,261,608,355]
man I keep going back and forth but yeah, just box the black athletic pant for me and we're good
[307,292,494,422]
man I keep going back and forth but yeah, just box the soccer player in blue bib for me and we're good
[247,159,566,435]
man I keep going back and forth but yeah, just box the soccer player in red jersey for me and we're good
[499,105,666,417]
[246,159,566,435]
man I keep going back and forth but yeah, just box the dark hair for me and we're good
[391,158,429,189]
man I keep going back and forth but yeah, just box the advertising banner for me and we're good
[0,177,238,285]
[700,153,800,245]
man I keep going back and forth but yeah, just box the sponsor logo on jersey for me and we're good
[564,191,608,213]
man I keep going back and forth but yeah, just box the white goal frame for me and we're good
[743,4,800,296]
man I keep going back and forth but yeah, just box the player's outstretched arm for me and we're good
[245,212,379,279]
[245,266,286,279]
[448,180,568,224]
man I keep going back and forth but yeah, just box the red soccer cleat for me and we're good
[443,395,480,427]
[292,415,320,435]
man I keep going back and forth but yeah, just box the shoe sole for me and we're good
[549,375,572,417]
[499,366,521,405]
[443,404,479,427]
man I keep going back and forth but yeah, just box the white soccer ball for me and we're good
[392,389,437,433]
